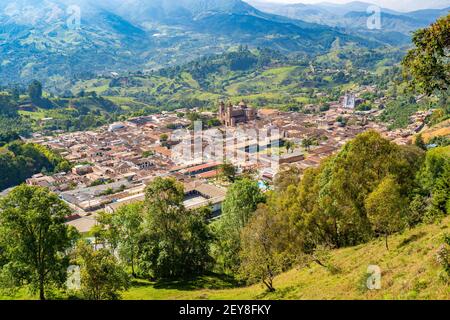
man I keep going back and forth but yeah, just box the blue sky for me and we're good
[251,0,450,12]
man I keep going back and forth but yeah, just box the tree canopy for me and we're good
[138,177,213,279]
[402,14,449,96]
[213,178,266,272]
[0,185,78,299]
[74,240,130,300]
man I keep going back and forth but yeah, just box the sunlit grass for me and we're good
[124,216,450,300]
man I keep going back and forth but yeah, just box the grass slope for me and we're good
[125,216,450,300]
[421,120,450,143]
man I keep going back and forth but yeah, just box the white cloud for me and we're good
[252,0,450,12]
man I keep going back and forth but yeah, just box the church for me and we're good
[218,101,257,127]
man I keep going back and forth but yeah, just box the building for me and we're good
[183,182,227,217]
[105,181,227,218]
[181,162,220,177]
[72,164,93,176]
[218,101,256,127]
[108,122,125,132]
[279,151,304,165]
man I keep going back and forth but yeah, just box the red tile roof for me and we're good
[197,170,219,179]
[184,162,220,174]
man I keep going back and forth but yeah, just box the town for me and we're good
[23,92,431,233]
[0,2,448,303]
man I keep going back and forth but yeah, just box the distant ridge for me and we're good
[0,0,375,84]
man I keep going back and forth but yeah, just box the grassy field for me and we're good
[124,216,450,300]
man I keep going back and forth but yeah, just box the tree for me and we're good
[0,142,69,190]
[0,185,78,299]
[101,203,143,277]
[213,179,265,272]
[302,137,313,151]
[138,177,212,279]
[415,134,427,150]
[402,14,449,97]
[416,146,450,219]
[207,118,221,128]
[28,80,43,103]
[159,134,169,147]
[186,112,201,122]
[0,95,17,117]
[239,205,284,292]
[221,178,266,232]
[142,150,154,158]
[159,134,168,142]
[429,160,450,217]
[408,194,428,227]
[319,104,330,112]
[284,140,295,154]
[55,160,72,173]
[11,88,20,101]
[291,131,423,249]
[273,166,301,193]
[365,176,406,250]
[74,241,130,300]
[218,162,236,182]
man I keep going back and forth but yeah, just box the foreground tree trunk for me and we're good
[263,265,276,292]
[39,278,45,300]
[263,279,275,292]
[131,252,136,278]
[313,258,327,268]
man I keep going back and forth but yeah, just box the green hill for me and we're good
[124,216,450,300]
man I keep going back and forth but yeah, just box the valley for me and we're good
[0,0,449,304]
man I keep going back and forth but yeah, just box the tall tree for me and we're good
[213,178,265,272]
[239,205,284,292]
[415,146,450,219]
[0,185,78,299]
[138,177,212,279]
[414,134,427,150]
[365,176,406,250]
[74,240,130,300]
[273,165,301,193]
[289,131,424,248]
[221,178,266,229]
[99,203,143,277]
[302,137,313,151]
[28,80,43,103]
[0,95,17,117]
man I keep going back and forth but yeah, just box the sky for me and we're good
[252,0,450,12]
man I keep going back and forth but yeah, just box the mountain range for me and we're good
[246,1,449,37]
[0,0,447,87]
